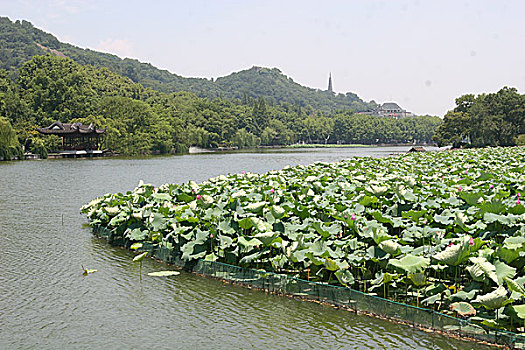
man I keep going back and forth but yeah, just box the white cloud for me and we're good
[96,38,134,58]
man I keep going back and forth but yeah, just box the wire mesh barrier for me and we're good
[92,224,525,349]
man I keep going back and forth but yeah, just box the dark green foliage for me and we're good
[0,17,444,156]
[0,117,23,160]
[0,17,374,113]
[433,87,525,147]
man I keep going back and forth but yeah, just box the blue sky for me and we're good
[2,0,524,115]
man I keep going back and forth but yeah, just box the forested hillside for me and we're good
[0,17,374,112]
[0,55,441,157]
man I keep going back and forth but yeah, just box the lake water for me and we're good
[0,146,490,349]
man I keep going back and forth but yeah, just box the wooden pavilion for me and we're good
[37,122,106,157]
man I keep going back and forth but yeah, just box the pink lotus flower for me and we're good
[242,171,246,174]
[350,213,357,221]
[270,188,275,194]
[490,184,494,189]
[458,186,463,192]
[469,237,474,246]
[196,194,201,200]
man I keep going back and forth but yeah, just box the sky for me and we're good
[1,0,524,116]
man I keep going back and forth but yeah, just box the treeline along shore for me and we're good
[0,55,442,159]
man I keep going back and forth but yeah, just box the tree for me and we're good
[0,117,23,160]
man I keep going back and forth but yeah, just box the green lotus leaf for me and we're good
[478,200,505,214]
[358,195,378,207]
[104,206,120,216]
[150,213,166,231]
[401,210,427,223]
[240,251,263,264]
[459,192,483,206]
[379,239,400,255]
[238,217,254,230]
[250,217,270,232]
[484,212,518,225]
[408,272,427,287]
[365,185,388,196]
[130,242,143,250]
[505,277,525,297]
[433,236,470,266]
[512,305,525,320]
[245,201,266,213]
[472,286,508,310]
[450,302,476,317]
[237,236,263,248]
[449,289,478,302]
[335,269,354,286]
[254,232,278,246]
[466,257,498,284]
[494,260,516,285]
[152,193,171,202]
[308,240,328,257]
[324,258,339,271]
[270,205,286,220]
[130,228,148,241]
[388,254,430,274]
[133,252,148,262]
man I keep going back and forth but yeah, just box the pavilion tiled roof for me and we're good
[37,122,106,135]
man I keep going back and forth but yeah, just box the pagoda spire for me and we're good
[327,72,333,92]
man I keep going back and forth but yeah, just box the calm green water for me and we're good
[0,146,490,349]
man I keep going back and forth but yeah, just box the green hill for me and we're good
[0,16,374,112]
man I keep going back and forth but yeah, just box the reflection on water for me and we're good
[0,147,488,349]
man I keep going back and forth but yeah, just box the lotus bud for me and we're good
[196,194,201,200]
[350,213,357,221]
[469,237,474,246]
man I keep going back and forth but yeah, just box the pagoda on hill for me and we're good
[37,122,106,157]
[327,72,333,92]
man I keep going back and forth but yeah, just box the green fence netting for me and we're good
[92,224,525,349]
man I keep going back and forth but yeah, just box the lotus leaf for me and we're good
[133,252,148,262]
[494,260,516,285]
[335,269,354,285]
[147,271,180,277]
[433,236,471,266]
[450,302,476,317]
[466,257,498,284]
[388,254,430,274]
[512,305,525,320]
[472,286,508,310]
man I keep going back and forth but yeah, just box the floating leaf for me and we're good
[147,271,181,277]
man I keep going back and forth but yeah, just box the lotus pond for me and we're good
[82,147,525,334]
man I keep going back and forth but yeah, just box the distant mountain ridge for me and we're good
[0,16,374,112]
